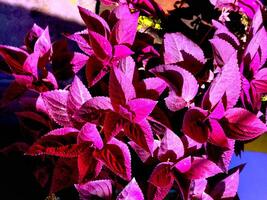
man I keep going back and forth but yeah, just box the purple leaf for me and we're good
[25,24,44,51]
[210,166,241,199]
[74,96,113,125]
[88,31,112,63]
[117,178,144,200]
[202,53,240,110]
[46,127,79,136]
[212,20,240,49]
[127,98,157,123]
[67,76,91,117]
[78,6,110,36]
[113,45,134,60]
[252,68,267,94]
[221,108,267,140]
[164,32,205,65]
[109,67,136,109]
[158,128,184,162]
[26,132,89,157]
[22,52,39,78]
[118,56,135,82]
[210,38,236,66]
[78,148,103,183]
[0,45,28,74]
[150,65,198,111]
[94,138,132,181]
[50,158,78,193]
[184,157,222,179]
[136,77,167,100]
[75,179,112,200]
[71,52,89,73]
[103,112,124,141]
[149,162,174,188]
[41,90,71,127]
[65,29,93,55]
[182,107,209,143]
[123,119,154,154]
[111,12,139,46]
[174,156,192,174]
[34,26,50,53]
[78,123,103,150]
[208,119,229,148]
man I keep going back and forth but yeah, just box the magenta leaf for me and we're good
[182,107,210,143]
[221,108,267,140]
[149,162,174,188]
[67,76,91,117]
[118,56,135,82]
[78,123,103,149]
[111,12,139,46]
[123,119,154,154]
[202,53,240,110]
[103,112,124,141]
[75,179,112,200]
[210,38,236,66]
[0,45,28,74]
[78,148,103,183]
[174,156,192,174]
[41,90,71,127]
[88,31,112,63]
[117,178,144,200]
[158,128,184,162]
[22,52,39,78]
[25,23,44,51]
[94,138,132,181]
[71,52,89,73]
[208,119,229,148]
[50,158,78,193]
[113,44,134,60]
[127,98,157,123]
[34,27,51,59]
[74,96,113,124]
[78,6,110,36]
[109,67,136,109]
[136,77,167,100]
[164,33,205,65]
[184,157,222,179]
[46,127,79,136]
[26,132,89,157]
[210,165,242,199]
[150,65,198,111]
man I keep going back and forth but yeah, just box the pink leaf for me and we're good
[113,45,134,60]
[221,108,267,140]
[208,119,229,148]
[117,178,144,200]
[75,179,112,200]
[46,127,79,136]
[74,96,113,125]
[41,90,71,126]
[123,119,154,154]
[109,67,136,109]
[78,148,103,183]
[149,162,174,188]
[67,76,91,117]
[127,98,157,123]
[210,166,241,199]
[174,156,192,174]
[0,45,28,74]
[111,13,139,46]
[158,128,184,162]
[164,32,205,65]
[78,6,110,36]
[182,107,210,143]
[94,138,132,181]
[71,52,89,73]
[88,31,112,63]
[78,123,103,150]
[184,157,222,179]
[118,56,135,82]
[150,65,198,111]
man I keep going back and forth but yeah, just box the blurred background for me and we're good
[0,0,266,199]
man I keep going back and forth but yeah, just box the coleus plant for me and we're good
[0,0,267,199]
